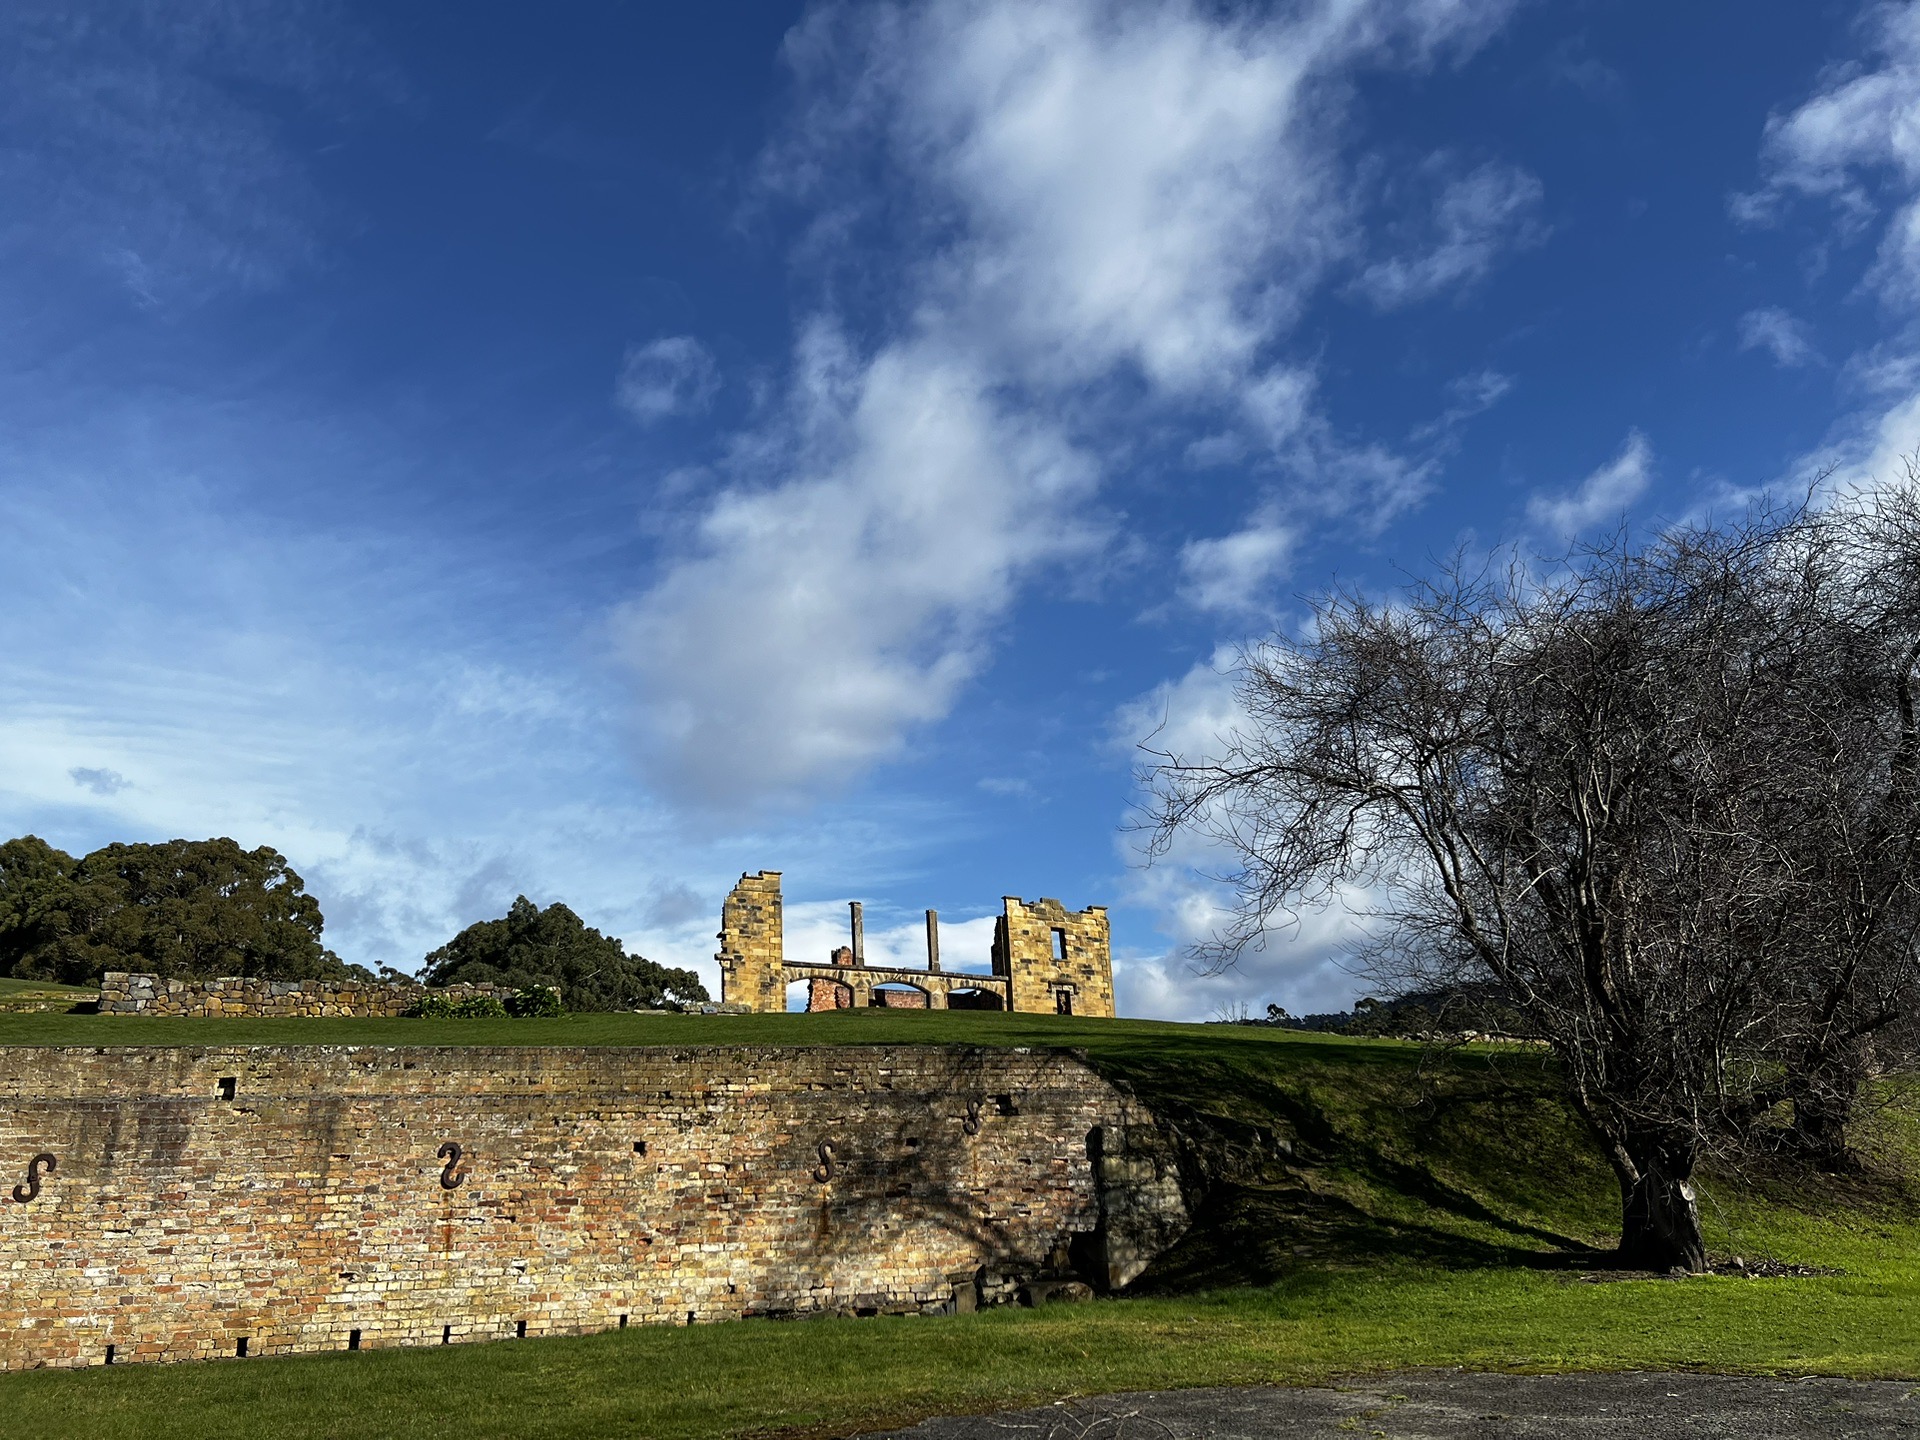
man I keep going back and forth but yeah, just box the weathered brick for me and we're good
[0,1044,1182,1370]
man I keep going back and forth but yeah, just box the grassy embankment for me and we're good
[0,1007,1915,1439]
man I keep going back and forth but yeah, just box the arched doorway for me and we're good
[946,987,1004,1011]
[869,982,930,1009]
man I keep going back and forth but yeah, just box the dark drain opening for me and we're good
[348,1329,361,1351]
[236,1338,249,1358]
[618,1314,628,1329]
[516,1320,527,1339]
[104,1345,114,1365]
[442,1325,451,1345]
[217,1077,237,1102]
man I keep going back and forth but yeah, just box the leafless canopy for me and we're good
[1143,493,1920,1271]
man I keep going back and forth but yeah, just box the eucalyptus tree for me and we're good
[420,895,709,1011]
[0,835,350,984]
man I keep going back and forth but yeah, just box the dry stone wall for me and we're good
[95,972,515,1019]
[0,1043,1184,1370]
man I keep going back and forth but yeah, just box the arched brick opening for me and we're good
[788,977,854,1012]
[869,982,930,1009]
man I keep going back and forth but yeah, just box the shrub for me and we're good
[508,985,565,1018]
[405,991,509,1019]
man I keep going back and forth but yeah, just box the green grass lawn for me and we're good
[2,1009,1915,1438]
[0,1004,1326,1050]
[0,977,93,997]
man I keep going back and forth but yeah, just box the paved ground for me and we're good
[863,1372,1920,1438]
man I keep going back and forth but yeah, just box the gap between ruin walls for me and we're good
[0,1043,1190,1370]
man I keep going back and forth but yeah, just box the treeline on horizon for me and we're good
[0,835,708,1012]
[1255,984,1542,1041]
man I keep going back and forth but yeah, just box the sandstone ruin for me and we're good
[714,872,1117,1017]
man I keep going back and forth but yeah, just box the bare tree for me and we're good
[1144,501,1920,1271]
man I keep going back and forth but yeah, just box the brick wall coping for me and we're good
[0,1042,1093,1065]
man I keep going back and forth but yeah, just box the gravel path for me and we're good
[862,1372,1920,1438]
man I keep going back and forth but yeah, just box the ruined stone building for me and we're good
[715,871,1117,1017]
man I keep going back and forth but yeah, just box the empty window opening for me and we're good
[515,1320,527,1339]
[441,1325,451,1345]
[236,1338,249,1358]
[104,1345,115,1366]
[633,1141,647,1155]
[1055,989,1074,1015]
[217,1076,237,1102]
[348,1329,361,1351]
[1051,928,1067,960]
[992,1093,1018,1116]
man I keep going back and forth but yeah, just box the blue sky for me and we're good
[8,0,1920,1018]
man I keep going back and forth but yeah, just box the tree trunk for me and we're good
[1790,1098,1856,1171]
[1614,1137,1707,1273]
[1788,1048,1866,1172]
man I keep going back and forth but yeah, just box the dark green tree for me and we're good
[0,836,82,972]
[418,896,708,1011]
[0,836,354,985]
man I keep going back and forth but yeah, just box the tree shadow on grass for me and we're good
[1127,1178,1608,1296]
[1086,1040,1618,1295]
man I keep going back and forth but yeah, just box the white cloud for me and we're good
[1114,645,1243,769]
[1525,430,1654,537]
[1737,306,1820,367]
[1411,367,1513,442]
[1356,159,1545,310]
[625,0,1523,807]
[1179,519,1295,615]
[617,337,721,424]
[1739,4,1920,303]
[1734,6,1920,500]
[1111,651,1373,1020]
[616,332,1099,804]
[876,2,1342,395]
[976,776,1033,797]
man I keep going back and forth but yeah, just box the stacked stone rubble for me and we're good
[95,972,516,1019]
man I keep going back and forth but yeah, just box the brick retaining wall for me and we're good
[0,1044,1185,1369]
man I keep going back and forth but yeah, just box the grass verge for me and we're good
[0,1011,1913,1438]
[4,1260,1915,1440]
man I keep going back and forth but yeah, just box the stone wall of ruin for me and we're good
[715,871,785,1012]
[993,899,1116,1018]
[0,1043,1183,1370]
[95,972,517,1019]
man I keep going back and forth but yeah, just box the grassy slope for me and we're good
[1,1010,1915,1439]
[0,977,93,997]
